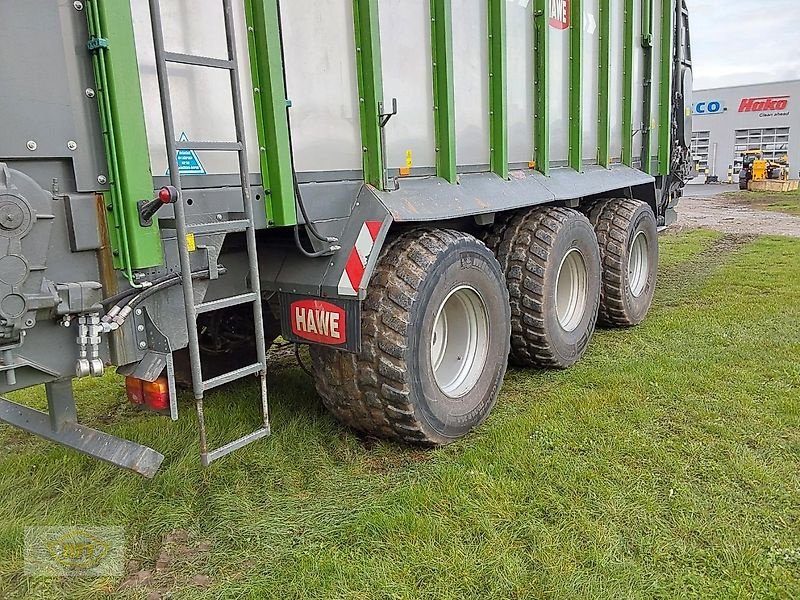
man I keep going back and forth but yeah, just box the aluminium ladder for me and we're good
[147,0,270,466]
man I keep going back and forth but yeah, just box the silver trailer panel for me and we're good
[132,0,260,176]
[507,0,534,166]
[379,0,437,171]
[453,0,491,168]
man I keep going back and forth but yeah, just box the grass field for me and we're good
[722,189,800,216]
[0,230,798,599]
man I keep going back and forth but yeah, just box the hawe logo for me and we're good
[290,299,346,345]
[739,96,789,113]
[549,0,570,30]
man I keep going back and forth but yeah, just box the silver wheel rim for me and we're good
[555,248,588,332]
[628,231,649,298]
[430,285,490,398]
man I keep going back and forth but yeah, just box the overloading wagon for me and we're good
[0,0,693,476]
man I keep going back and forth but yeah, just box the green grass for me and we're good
[722,189,800,216]
[1,230,799,599]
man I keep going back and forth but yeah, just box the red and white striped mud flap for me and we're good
[337,220,383,296]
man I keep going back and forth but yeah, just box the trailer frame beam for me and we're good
[533,0,549,176]
[244,0,297,226]
[430,0,457,183]
[657,0,674,175]
[488,0,508,179]
[568,0,583,172]
[353,0,385,190]
[598,0,612,168]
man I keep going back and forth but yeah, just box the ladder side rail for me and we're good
[146,0,206,404]
[222,0,269,427]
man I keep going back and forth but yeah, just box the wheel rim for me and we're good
[430,285,490,398]
[555,248,588,332]
[627,231,649,298]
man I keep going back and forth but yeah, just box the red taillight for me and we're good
[125,377,145,405]
[158,187,173,203]
[143,378,170,412]
[125,376,170,412]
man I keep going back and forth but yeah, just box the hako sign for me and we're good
[550,0,570,30]
[739,95,790,115]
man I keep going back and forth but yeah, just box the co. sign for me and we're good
[693,101,725,115]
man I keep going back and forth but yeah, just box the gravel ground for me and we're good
[676,187,800,238]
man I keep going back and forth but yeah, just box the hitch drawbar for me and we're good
[0,380,164,478]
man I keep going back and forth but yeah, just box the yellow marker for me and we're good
[400,150,413,176]
[186,233,196,252]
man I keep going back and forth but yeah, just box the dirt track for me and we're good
[676,192,800,238]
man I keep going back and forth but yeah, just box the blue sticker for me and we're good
[167,132,206,175]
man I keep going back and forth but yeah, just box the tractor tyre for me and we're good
[487,206,601,369]
[310,229,511,446]
[584,198,659,327]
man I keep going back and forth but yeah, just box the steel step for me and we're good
[163,51,235,70]
[196,292,257,314]
[202,426,271,467]
[202,362,262,391]
[189,220,250,235]
[175,140,242,152]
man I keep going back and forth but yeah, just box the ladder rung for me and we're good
[175,141,242,152]
[189,220,250,235]
[196,292,258,314]
[202,363,262,391]
[163,51,235,70]
[202,427,271,467]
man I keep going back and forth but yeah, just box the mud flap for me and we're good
[279,294,361,353]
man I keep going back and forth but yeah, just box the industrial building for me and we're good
[690,79,799,182]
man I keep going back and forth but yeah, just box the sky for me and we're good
[686,0,800,90]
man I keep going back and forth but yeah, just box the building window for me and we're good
[733,127,790,172]
[691,131,711,173]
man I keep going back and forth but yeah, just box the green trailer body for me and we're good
[0,0,693,475]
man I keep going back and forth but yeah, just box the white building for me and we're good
[691,80,798,182]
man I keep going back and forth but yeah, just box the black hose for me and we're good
[124,267,225,310]
[101,272,180,307]
[293,225,336,258]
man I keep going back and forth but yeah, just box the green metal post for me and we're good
[430,0,457,183]
[489,0,508,179]
[353,0,384,189]
[569,0,583,172]
[244,0,297,226]
[640,0,654,173]
[622,0,635,167]
[533,0,549,176]
[87,0,164,277]
[658,0,674,175]
[598,0,611,167]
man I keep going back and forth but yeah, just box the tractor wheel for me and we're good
[310,229,511,445]
[487,206,601,369]
[585,198,659,327]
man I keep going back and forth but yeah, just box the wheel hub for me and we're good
[431,286,490,398]
[555,248,588,332]
[627,231,649,297]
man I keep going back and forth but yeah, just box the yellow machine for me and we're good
[739,150,790,189]
[751,158,769,181]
